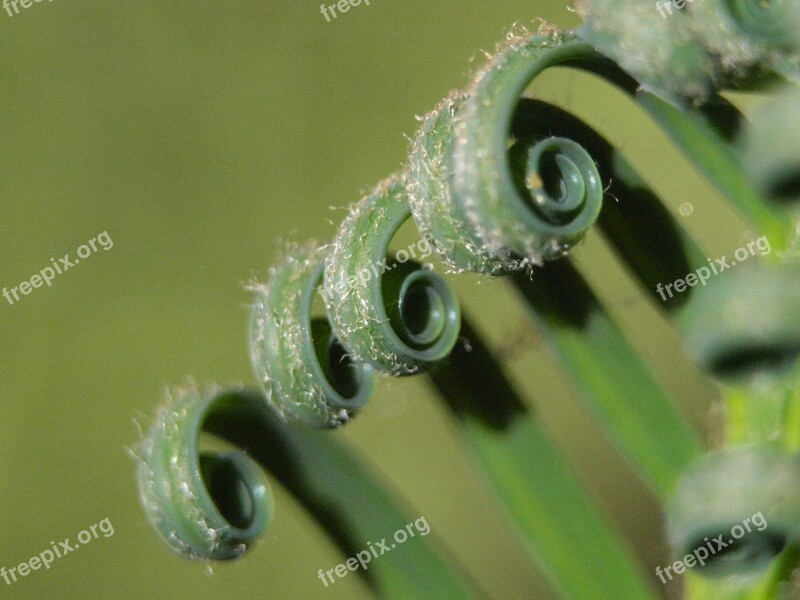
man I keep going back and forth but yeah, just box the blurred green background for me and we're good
[0,1,759,599]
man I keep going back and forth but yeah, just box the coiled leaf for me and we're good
[322,176,461,375]
[742,86,800,208]
[249,244,376,427]
[137,384,273,560]
[668,447,799,580]
[679,263,800,384]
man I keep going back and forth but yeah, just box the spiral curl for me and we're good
[322,175,461,375]
[450,32,604,270]
[742,86,800,207]
[408,81,603,273]
[576,0,800,101]
[137,383,273,560]
[249,243,375,427]
[679,263,800,383]
[668,447,800,579]
[690,0,800,77]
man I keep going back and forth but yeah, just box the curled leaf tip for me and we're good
[249,244,376,428]
[742,86,800,208]
[679,263,800,384]
[409,34,606,275]
[668,446,798,579]
[136,382,273,561]
[577,0,717,102]
[323,175,462,375]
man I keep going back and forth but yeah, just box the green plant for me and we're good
[136,3,800,598]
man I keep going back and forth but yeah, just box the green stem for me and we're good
[634,92,789,253]
[510,260,703,497]
[428,316,659,600]
[722,365,800,450]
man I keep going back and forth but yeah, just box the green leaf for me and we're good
[429,317,659,600]
[634,92,790,252]
[511,261,703,497]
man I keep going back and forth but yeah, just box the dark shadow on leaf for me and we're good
[430,316,528,431]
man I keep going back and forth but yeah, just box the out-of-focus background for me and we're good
[0,2,757,599]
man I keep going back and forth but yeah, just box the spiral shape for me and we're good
[679,263,800,383]
[709,0,798,46]
[322,176,461,375]
[742,86,800,206]
[136,383,273,560]
[668,446,800,579]
[578,0,800,97]
[249,244,376,427]
[689,0,800,81]
[576,0,717,102]
[451,32,604,269]
[408,87,603,274]
[406,33,608,274]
